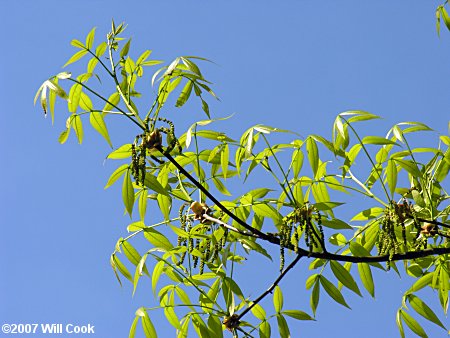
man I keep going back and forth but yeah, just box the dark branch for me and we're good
[158,146,272,241]
[237,254,303,320]
[417,217,450,229]
[159,146,450,264]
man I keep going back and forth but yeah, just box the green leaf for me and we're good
[103,92,120,112]
[351,207,384,221]
[221,143,229,179]
[239,238,272,260]
[71,114,83,144]
[138,190,147,221]
[58,128,70,144]
[68,83,82,113]
[176,80,194,107]
[95,42,107,57]
[253,203,283,226]
[439,267,449,313]
[320,218,352,230]
[128,316,139,338]
[122,170,135,216]
[164,305,181,330]
[282,310,314,321]
[87,58,99,74]
[358,263,375,297]
[85,27,96,49]
[259,320,271,338]
[251,304,267,321]
[212,177,232,196]
[157,194,171,220]
[311,280,320,316]
[144,228,173,251]
[400,310,428,338]
[330,261,362,296]
[133,253,148,296]
[319,276,350,308]
[276,315,290,338]
[306,137,319,177]
[108,144,132,159]
[141,309,158,338]
[273,286,283,313]
[64,49,88,68]
[386,159,397,197]
[291,149,304,178]
[397,309,405,338]
[71,39,85,49]
[105,164,129,188]
[395,158,422,178]
[362,136,398,146]
[440,6,450,31]
[113,255,132,282]
[207,315,223,338]
[120,39,132,58]
[90,112,112,147]
[144,174,170,196]
[79,92,93,111]
[408,294,446,330]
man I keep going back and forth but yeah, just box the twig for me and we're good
[237,253,303,320]
[202,214,258,238]
[158,146,271,241]
[417,217,450,229]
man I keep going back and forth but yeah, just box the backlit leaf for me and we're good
[319,276,350,308]
[330,261,362,296]
[90,112,112,147]
[105,164,129,188]
[64,49,88,68]
[123,169,135,216]
[408,294,446,330]
[400,310,428,338]
[273,286,283,313]
[358,263,375,297]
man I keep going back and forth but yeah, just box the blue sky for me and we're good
[1,1,449,337]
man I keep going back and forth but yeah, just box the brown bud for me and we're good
[421,222,438,236]
[143,130,162,149]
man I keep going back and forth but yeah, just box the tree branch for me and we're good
[202,214,259,238]
[158,146,272,241]
[237,253,303,320]
[158,146,450,264]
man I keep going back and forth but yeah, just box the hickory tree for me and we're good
[36,13,450,338]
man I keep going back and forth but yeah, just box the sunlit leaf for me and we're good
[395,158,422,178]
[71,114,83,144]
[399,310,428,338]
[90,112,112,147]
[276,314,290,338]
[408,294,446,330]
[282,310,314,321]
[330,261,362,296]
[358,263,375,297]
[144,228,173,251]
[386,159,397,197]
[273,286,283,313]
[64,49,88,68]
[141,309,158,338]
[108,144,132,159]
[306,137,319,177]
[128,316,139,338]
[105,164,129,188]
[319,276,350,308]
[251,304,267,321]
[123,169,135,216]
